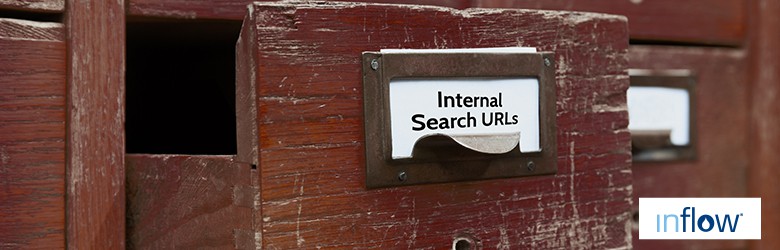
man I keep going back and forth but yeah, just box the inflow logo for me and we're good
[639,198,761,239]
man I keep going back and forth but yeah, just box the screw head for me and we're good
[543,57,552,67]
[398,171,407,182]
[526,161,536,172]
[370,59,379,70]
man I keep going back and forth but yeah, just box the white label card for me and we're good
[627,86,690,146]
[389,78,541,159]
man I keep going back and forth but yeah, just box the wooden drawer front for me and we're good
[629,45,748,249]
[126,155,255,248]
[474,0,746,46]
[238,2,631,248]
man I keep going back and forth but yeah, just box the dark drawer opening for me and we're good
[126,19,241,154]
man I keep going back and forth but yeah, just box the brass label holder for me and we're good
[362,51,558,188]
[629,71,697,162]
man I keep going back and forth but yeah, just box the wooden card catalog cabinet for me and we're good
[234,2,632,248]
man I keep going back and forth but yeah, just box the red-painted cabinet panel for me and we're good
[0,18,66,248]
[0,0,63,13]
[122,1,633,248]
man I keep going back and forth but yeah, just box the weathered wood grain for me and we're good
[0,18,65,249]
[236,13,259,166]
[65,0,126,248]
[127,0,470,20]
[239,2,631,248]
[0,0,63,13]
[473,0,747,46]
[628,45,749,249]
[748,0,780,247]
[126,155,255,249]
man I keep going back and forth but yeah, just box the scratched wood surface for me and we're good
[0,0,63,13]
[238,2,632,248]
[126,155,255,249]
[473,0,746,46]
[65,0,126,248]
[749,0,780,247]
[628,45,749,249]
[127,0,469,20]
[0,18,66,249]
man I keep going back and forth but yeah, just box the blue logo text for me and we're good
[656,207,742,233]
